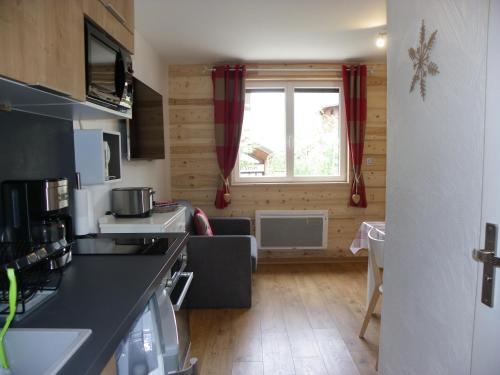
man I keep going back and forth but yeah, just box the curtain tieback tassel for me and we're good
[352,171,361,205]
[220,173,231,203]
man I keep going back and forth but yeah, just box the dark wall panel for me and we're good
[0,111,76,230]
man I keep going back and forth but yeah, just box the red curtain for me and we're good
[212,65,247,209]
[342,65,368,207]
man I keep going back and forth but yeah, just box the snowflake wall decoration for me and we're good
[409,19,439,100]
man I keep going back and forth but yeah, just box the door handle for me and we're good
[103,2,126,24]
[473,249,500,266]
[473,223,500,307]
[171,272,193,311]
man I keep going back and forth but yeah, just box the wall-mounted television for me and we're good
[124,77,165,160]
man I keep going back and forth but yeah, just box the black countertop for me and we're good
[14,232,189,375]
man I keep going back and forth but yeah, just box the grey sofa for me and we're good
[177,201,257,309]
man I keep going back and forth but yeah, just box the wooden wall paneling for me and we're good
[169,64,387,261]
[169,76,213,98]
[169,105,214,124]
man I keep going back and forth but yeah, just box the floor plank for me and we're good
[232,362,264,375]
[262,332,295,375]
[293,357,329,375]
[189,263,379,375]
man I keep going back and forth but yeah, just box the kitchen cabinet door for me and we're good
[101,0,134,33]
[0,0,86,101]
[83,0,134,53]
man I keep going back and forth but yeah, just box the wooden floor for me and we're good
[188,263,381,375]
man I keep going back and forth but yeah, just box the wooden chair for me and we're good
[359,227,384,370]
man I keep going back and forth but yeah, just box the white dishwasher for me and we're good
[115,269,197,375]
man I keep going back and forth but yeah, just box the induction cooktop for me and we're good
[72,233,188,256]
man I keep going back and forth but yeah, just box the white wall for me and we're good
[381,1,489,374]
[75,31,170,230]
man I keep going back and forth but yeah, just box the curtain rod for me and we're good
[202,66,374,74]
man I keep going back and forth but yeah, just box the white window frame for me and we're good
[233,80,348,185]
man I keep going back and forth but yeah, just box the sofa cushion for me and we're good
[193,207,214,236]
[187,236,252,308]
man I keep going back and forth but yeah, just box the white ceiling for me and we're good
[135,0,387,64]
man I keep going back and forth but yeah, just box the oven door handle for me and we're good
[167,357,198,375]
[172,272,193,311]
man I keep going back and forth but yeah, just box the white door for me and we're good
[471,0,500,373]
[382,0,495,374]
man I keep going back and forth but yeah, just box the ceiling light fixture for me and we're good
[376,33,387,48]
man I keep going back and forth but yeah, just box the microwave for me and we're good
[84,20,133,114]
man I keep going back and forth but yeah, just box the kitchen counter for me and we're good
[14,232,189,375]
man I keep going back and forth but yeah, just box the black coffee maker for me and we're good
[1,178,73,268]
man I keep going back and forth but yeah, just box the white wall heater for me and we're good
[255,210,329,250]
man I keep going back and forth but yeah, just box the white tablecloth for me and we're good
[350,221,385,254]
[350,221,386,307]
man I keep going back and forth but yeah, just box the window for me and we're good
[234,81,347,184]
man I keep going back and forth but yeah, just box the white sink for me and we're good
[1,328,92,375]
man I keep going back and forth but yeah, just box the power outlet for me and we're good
[366,157,375,166]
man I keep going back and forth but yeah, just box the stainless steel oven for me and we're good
[145,243,196,374]
[163,248,192,369]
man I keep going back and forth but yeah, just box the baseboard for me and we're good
[258,256,368,265]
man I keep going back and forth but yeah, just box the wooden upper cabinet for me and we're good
[0,0,134,102]
[0,0,86,101]
[102,0,134,33]
[83,0,134,53]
